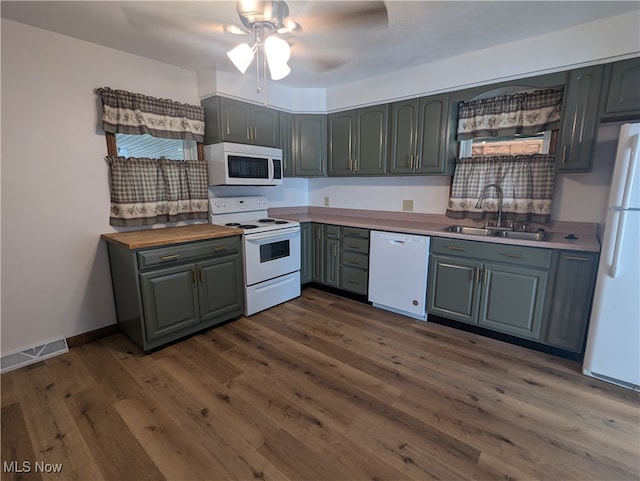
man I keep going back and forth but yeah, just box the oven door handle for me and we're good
[244,226,300,242]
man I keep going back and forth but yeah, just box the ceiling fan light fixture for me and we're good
[264,35,291,79]
[227,42,255,74]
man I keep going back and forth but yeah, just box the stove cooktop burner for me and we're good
[238,224,259,229]
[258,218,276,223]
[275,220,289,224]
[225,222,241,227]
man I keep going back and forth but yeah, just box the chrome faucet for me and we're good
[475,183,504,228]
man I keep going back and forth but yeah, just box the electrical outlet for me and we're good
[324,196,330,206]
[402,199,414,212]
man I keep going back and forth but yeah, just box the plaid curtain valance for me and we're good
[446,154,556,224]
[457,88,564,141]
[96,87,205,142]
[106,156,209,226]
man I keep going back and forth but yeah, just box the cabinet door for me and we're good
[389,99,419,174]
[252,105,279,147]
[544,252,598,352]
[311,223,325,282]
[294,114,327,176]
[198,256,243,324]
[557,65,604,172]
[279,111,294,176]
[416,94,449,174]
[325,238,341,287]
[427,254,481,324]
[603,58,640,118]
[328,111,356,175]
[356,104,388,175]
[219,97,252,144]
[140,264,200,341]
[478,262,548,340]
[300,223,312,284]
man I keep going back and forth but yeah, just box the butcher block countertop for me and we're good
[270,206,601,253]
[101,224,241,250]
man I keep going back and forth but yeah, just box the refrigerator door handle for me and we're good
[610,130,640,278]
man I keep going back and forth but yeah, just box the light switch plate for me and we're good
[324,196,330,206]
[402,199,413,211]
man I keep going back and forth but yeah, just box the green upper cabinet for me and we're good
[389,94,451,175]
[202,96,279,147]
[601,57,640,120]
[279,111,294,176]
[328,105,388,176]
[557,65,604,172]
[294,114,327,176]
[328,110,355,175]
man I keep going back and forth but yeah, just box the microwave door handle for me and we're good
[269,158,274,183]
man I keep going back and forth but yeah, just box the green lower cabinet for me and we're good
[428,255,481,324]
[311,223,325,282]
[543,251,598,352]
[324,238,341,287]
[300,223,312,284]
[140,264,200,341]
[198,257,244,323]
[107,236,244,352]
[478,262,547,340]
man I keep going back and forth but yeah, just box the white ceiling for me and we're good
[2,1,639,88]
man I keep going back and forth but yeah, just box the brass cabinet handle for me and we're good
[483,268,488,284]
[192,270,196,285]
[213,246,227,252]
[415,154,420,168]
[348,259,361,265]
[199,268,204,283]
[347,279,358,284]
[502,253,525,258]
[474,267,480,283]
[561,145,567,164]
[447,245,466,251]
[409,155,414,169]
[564,255,590,262]
[160,254,180,261]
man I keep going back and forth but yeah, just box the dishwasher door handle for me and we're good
[390,240,406,245]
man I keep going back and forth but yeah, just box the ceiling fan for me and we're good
[224,0,388,80]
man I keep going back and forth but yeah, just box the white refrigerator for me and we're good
[583,123,640,391]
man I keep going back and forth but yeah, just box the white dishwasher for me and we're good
[368,231,430,321]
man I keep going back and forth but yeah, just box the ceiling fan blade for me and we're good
[121,4,248,38]
[291,1,388,33]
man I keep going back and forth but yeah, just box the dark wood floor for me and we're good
[2,287,639,481]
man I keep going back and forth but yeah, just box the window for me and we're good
[115,133,197,160]
[459,131,553,157]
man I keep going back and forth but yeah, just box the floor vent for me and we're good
[1,339,69,373]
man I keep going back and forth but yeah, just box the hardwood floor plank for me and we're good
[10,363,104,481]
[64,387,165,481]
[1,402,43,481]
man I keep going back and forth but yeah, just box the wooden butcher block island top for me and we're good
[101,224,241,250]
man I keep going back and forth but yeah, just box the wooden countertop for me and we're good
[101,224,241,250]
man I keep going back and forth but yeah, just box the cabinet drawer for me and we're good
[431,237,551,269]
[341,266,368,295]
[342,251,369,270]
[137,237,240,270]
[342,236,369,254]
[342,226,369,239]
[325,224,341,238]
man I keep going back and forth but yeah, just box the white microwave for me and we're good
[204,142,283,186]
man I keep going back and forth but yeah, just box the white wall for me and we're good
[1,19,201,353]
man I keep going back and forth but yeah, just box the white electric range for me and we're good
[209,196,301,316]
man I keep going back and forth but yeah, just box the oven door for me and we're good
[243,226,301,286]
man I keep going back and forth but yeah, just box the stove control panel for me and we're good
[210,196,267,214]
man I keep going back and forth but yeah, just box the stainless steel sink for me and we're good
[444,225,547,241]
[443,225,494,236]
[492,230,547,241]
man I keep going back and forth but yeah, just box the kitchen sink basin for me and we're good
[444,225,547,241]
[443,225,494,236]
[492,229,547,241]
